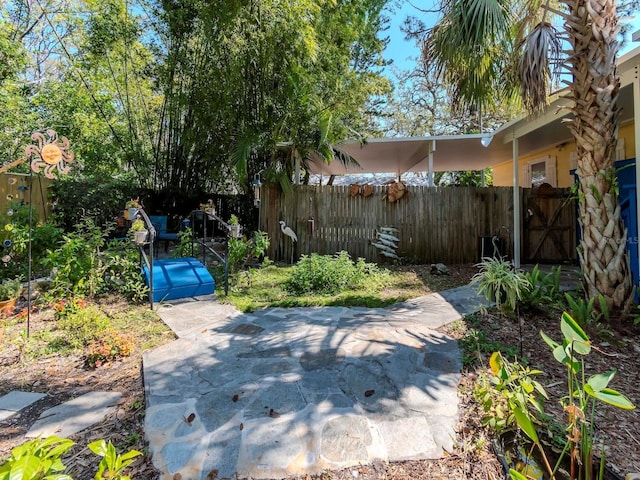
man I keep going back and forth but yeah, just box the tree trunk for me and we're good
[563,0,633,311]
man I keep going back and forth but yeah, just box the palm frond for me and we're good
[230,129,260,186]
[422,0,515,111]
[519,21,561,113]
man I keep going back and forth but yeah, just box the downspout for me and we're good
[428,140,436,187]
[513,135,521,268]
[634,62,640,284]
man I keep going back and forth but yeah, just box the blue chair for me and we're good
[149,215,179,252]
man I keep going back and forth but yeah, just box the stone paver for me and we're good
[143,284,493,480]
[26,391,123,438]
[0,391,46,421]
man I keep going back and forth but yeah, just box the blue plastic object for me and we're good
[615,159,638,292]
[142,257,215,302]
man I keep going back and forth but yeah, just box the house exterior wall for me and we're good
[492,120,636,187]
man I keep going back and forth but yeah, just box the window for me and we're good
[523,156,556,187]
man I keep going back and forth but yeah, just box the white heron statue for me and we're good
[279,220,298,242]
[279,220,297,263]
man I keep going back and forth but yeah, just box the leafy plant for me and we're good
[0,436,141,480]
[501,312,635,480]
[102,241,149,302]
[227,231,271,274]
[0,277,22,302]
[89,439,141,480]
[129,219,146,232]
[563,292,611,337]
[49,174,141,233]
[88,440,142,480]
[472,257,531,313]
[125,199,141,209]
[86,329,136,368]
[520,264,562,308]
[0,435,74,480]
[170,227,201,258]
[0,201,63,281]
[42,218,107,298]
[286,251,386,295]
[56,303,111,349]
[478,352,548,436]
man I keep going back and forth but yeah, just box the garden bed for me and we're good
[1,264,639,479]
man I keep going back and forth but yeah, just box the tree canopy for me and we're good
[1,0,392,196]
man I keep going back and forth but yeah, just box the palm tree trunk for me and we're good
[563,0,633,311]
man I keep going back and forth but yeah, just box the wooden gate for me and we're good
[523,186,577,263]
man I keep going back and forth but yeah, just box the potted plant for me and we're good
[125,199,142,220]
[228,214,242,239]
[0,278,22,316]
[130,219,148,245]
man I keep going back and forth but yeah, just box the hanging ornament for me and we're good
[7,178,16,185]
[27,129,75,179]
[6,195,13,201]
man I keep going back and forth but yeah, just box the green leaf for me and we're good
[560,312,591,354]
[584,386,636,410]
[88,439,108,457]
[119,450,142,462]
[540,329,558,350]
[586,371,616,392]
[8,455,43,480]
[513,406,538,443]
[509,469,529,480]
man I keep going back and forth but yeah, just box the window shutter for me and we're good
[546,156,557,187]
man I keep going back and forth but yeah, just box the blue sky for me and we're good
[382,3,640,76]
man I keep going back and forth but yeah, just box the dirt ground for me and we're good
[1,264,639,480]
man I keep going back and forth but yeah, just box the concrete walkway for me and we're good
[143,285,492,480]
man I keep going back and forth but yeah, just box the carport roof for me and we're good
[307,45,639,176]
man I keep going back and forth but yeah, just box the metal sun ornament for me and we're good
[27,129,74,179]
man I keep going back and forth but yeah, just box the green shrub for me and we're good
[49,173,141,233]
[56,303,111,349]
[520,264,562,308]
[0,201,63,281]
[563,291,611,337]
[0,435,74,479]
[228,231,270,273]
[472,257,531,313]
[41,218,107,298]
[102,241,149,302]
[171,227,200,258]
[286,251,386,295]
[86,329,136,368]
[0,436,141,480]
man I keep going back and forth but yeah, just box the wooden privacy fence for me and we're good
[0,173,53,222]
[259,185,523,264]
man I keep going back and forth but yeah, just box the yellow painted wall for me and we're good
[492,120,636,187]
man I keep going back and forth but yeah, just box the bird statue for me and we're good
[279,220,298,242]
[279,220,297,264]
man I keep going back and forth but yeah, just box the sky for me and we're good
[382,2,640,78]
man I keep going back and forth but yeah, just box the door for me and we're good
[523,186,577,263]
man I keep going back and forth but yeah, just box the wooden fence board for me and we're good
[0,173,53,222]
[258,185,576,265]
